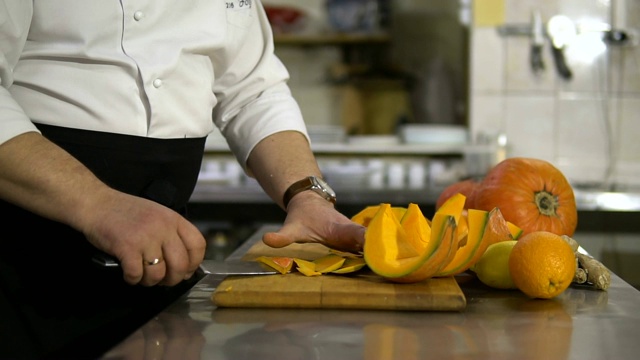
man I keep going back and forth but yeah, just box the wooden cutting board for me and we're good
[211,240,466,312]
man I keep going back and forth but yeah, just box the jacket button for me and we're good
[134,11,144,21]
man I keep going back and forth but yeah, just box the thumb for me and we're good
[262,231,295,249]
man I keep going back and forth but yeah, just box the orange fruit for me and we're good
[508,231,576,299]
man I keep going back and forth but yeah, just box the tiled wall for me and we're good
[470,0,640,190]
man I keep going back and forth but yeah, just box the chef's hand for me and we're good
[82,189,206,287]
[262,192,365,254]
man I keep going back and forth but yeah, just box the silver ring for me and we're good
[144,258,163,266]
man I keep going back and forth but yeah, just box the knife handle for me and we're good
[551,45,572,79]
[530,46,545,73]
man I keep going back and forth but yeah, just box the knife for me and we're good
[547,15,575,79]
[199,259,278,275]
[530,10,545,73]
[92,252,278,275]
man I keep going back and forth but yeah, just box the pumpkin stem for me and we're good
[534,191,559,217]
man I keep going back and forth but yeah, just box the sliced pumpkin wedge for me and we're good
[506,221,523,239]
[294,258,322,276]
[466,207,515,272]
[363,203,431,278]
[435,208,489,277]
[256,256,294,275]
[351,204,407,227]
[434,193,468,249]
[313,254,346,273]
[351,205,380,227]
[399,203,433,254]
[391,212,457,283]
[331,257,367,274]
[436,192,466,225]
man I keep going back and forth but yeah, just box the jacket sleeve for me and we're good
[0,2,39,146]
[211,0,309,173]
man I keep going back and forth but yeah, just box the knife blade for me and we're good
[199,259,278,275]
[92,252,278,275]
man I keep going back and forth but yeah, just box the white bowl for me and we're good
[399,124,468,145]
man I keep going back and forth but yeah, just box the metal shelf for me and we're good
[204,142,466,156]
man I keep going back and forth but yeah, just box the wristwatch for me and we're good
[283,176,337,209]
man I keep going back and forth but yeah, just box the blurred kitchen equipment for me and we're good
[530,11,545,73]
[306,124,346,144]
[547,15,576,80]
[326,0,379,33]
[356,78,411,135]
[410,57,456,125]
[264,5,307,34]
[398,124,467,145]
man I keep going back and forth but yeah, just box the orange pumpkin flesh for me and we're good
[360,193,522,282]
[399,203,433,254]
[436,193,469,246]
[331,257,366,274]
[313,254,346,273]
[391,213,457,283]
[391,197,464,283]
[435,208,489,277]
[428,193,468,272]
[474,157,577,237]
[465,207,516,268]
[256,256,294,274]
[351,204,407,227]
[364,203,455,280]
[363,204,424,278]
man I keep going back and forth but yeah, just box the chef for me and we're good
[0,1,365,358]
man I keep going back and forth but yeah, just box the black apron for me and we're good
[0,124,207,359]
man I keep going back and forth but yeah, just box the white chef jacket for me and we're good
[0,0,308,168]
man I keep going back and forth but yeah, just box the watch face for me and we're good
[316,178,336,197]
[313,176,336,202]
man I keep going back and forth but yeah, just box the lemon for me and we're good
[471,240,518,290]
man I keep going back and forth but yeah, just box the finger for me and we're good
[159,239,189,286]
[120,256,145,285]
[177,218,207,272]
[140,256,167,287]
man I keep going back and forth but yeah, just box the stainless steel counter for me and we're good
[102,225,640,360]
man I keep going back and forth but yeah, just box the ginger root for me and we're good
[561,235,611,291]
[576,252,611,290]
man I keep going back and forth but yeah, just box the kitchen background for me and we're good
[191,0,640,288]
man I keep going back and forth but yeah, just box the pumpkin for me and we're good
[435,208,489,277]
[363,203,457,282]
[391,196,466,283]
[435,207,520,277]
[363,203,424,278]
[474,157,577,237]
[436,193,469,245]
[351,204,407,227]
[391,212,457,283]
[313,254,346,273]
[331,257,366,274]
[435,178,480,209]
[256,256,294,274]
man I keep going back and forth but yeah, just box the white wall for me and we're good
[469,0,640,191]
